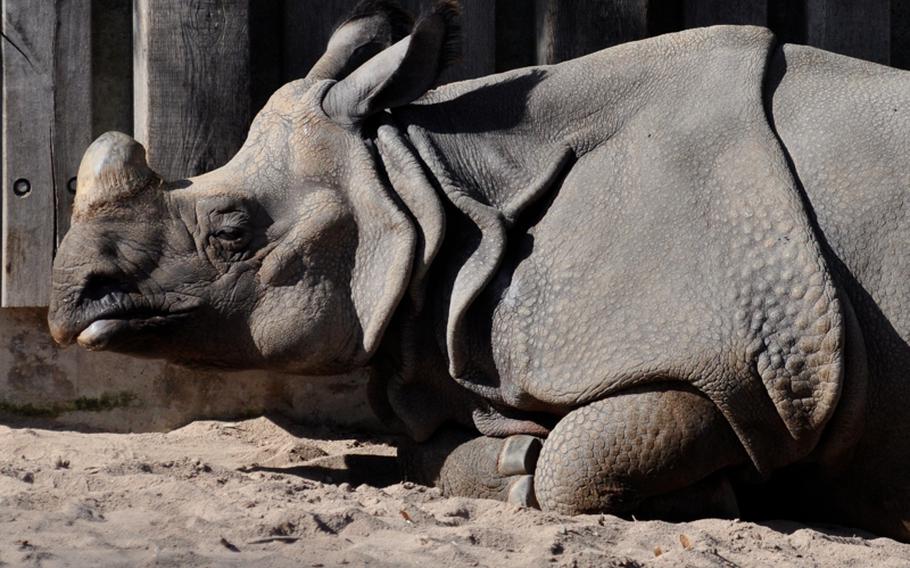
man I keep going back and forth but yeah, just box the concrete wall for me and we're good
[0,308,380,433]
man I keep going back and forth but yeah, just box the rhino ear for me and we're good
[347,160,418,360]
[322,0,461,126]
[257,161,416,362]
[307,0,413,82]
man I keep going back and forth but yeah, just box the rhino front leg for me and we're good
[535,388,746,518]
[399,428,542,506]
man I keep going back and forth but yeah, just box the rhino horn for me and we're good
[73,131,161,216]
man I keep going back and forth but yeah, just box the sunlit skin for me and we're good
[48,0,910,541]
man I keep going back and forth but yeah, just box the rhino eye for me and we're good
[213,227,244,241]
[211,226,249,254]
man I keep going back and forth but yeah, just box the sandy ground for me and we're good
[1,417,909,567]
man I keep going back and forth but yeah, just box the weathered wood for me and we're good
[683,0,766,27]
[806,0,890,65]
[535,0,649,65]
[1,0,56,306]
[92,0,133,137]
[133,0,251,180]
[54,0,92,246]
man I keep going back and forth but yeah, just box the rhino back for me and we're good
[409,28,846,471]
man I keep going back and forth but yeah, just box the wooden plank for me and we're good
[54,0,92,246]
[535,0,649,65]
[806,0,890,65]
[1,0,57,306]
[683,0,767,27]
[134,0,251,180]
[92,0,133,137]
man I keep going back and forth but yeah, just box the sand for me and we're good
[0,416,908,567]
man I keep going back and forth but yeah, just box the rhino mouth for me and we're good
[59,293,201,351]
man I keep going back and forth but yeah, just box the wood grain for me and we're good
[53,0,92,246]
[1,0,57,306]
[92,0,133,137]
[134,0,250,180]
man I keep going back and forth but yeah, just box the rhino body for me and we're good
[47,2,910,539]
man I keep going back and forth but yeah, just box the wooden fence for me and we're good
[2,0,908,307]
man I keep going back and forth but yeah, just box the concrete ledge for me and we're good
[0,308,382,433]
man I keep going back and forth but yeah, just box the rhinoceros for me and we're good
[47,0,910,539]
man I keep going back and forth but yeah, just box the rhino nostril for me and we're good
[81,274,137,303]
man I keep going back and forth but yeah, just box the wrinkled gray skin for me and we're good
[48,2,910,540]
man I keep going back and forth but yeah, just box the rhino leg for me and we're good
[535,388,746,518]
[399,428,542,506]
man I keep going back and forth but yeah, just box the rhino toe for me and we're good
[507,474,539,508]
[497,435,543,476]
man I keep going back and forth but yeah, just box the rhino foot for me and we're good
[399,429,544,506]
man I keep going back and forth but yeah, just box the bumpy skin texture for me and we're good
[45,2,910,540]
[396,27,843,477]
[535,389,743,515]
[767,45,910,537]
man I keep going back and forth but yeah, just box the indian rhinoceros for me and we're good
[47,0,910,539]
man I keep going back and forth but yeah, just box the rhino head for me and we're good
[48,1,458,374]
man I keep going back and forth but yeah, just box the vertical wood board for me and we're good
[54,0,92,245]
[134,0,250,180]
[92,0,134,137]
[2,0,56,306]
[806,0,890,65]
